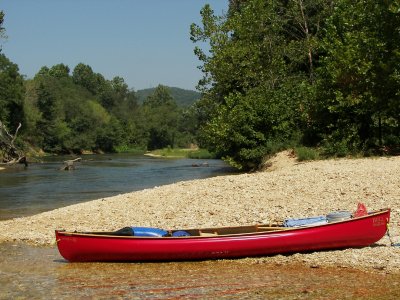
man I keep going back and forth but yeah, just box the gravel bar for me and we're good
[1,152,399,272]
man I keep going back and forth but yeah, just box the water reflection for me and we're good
[1,243,399,299]
[0,154,236,220]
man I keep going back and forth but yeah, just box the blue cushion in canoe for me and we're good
[132,227,168,237]
[172,230,191,237]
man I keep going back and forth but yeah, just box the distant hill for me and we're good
[136,86,201,107]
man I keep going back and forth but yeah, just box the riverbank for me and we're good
[145,147,214,159]
[0,152,399,273]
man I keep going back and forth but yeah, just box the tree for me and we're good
[111,76,128,96]
[28,62,145,153]
[0,120,26,165]
[35,66,50,78]
[0,10,6,52]
[49,63,70,78]
[190,0,331,169]
[175,106,200,147]
[0,54,25,131]
[72,63,99,94]
[100,76,130,111]
[35,81,69,152]
[316,0,400,153]
[143,85,176,108]
[142,85,179,150]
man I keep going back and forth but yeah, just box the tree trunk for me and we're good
[298,0,314,81]
[0,121,27,166]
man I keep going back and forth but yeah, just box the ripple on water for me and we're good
[1,243,400,299]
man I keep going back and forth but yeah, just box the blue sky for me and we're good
[0,0,228,91]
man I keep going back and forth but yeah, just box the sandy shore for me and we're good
[1,152,399,272]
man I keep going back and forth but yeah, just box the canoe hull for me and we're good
[55,209,390,262]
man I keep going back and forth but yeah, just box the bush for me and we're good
[295,147,319,161]
[187,149,215,159]
[114,145,146,154]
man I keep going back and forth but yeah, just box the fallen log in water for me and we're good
[60,157,82,170]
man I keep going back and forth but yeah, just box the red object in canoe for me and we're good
[55,208,390,262]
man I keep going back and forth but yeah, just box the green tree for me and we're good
[111,87,142,149]
[35,66,50,78]
[72,63,120,111]
[34,75,78,151]
[49,63,70,79]
[316,0,400,153]
[23,79,42,144]
[175,106,200,147]
[111,76,128,96]
[143,85,176,108]
[0,54,25,131]
[191,0,331,169]
[95,116,124,152]
[0,10,6,51]
[31,63,142,153]
[100,76,130,111]
[72,63,100,95]
[142,85,179,150]
[63,100,98,152]
[35,81,70,152]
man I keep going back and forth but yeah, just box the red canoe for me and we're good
[55,208,390,262]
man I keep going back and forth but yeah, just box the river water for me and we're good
[1,242,400,299]
[0,154,235,220]
[1,155,400,299]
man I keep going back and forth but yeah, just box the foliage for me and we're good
[24,65,134,153]
[136,87,201,107]
[316,0,400,153]
[0,10,198,156]
[148,147,214,159]
[113,145,146,154]
[295,146,319,161]
[10,59,201,154]
[191,0,331,169]
[142,85,179,150]
[0,54,25,131]
[0,10,6,48]
[187,149,215,159]
[2,2,399,169]
[11,70,199,155]
[191,0,400,170]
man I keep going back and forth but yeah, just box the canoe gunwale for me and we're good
[55,208,390,240]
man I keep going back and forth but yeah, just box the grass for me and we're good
[114,145,147,154]
[294,147,320,161]
[148,148,215,159]
[187,149,216,159]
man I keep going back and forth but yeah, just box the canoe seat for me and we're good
[199,231,218,236]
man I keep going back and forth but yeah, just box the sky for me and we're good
[0,0,228,91]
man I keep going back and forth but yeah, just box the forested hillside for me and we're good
[1,58,199,155]
[136,87,201,107]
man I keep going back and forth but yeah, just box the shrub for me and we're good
[295,147,319,161]
[187,149,216,159]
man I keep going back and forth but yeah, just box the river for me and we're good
[0,154,235,220]
[1,242,399,299]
